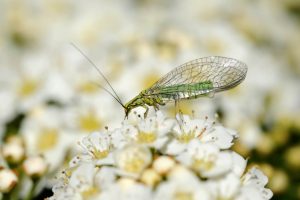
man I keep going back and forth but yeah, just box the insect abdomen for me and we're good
[157,81,213,100]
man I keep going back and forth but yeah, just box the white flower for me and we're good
[231,151,247,177]
[100,179,152,200]
[39,71,74,104]
[200,125,238,149]
[239,168,273,200]
[73,131,114,166]
[68,164,100,196]
[154,166,211,200]
[51,163,113,200]
[206,172,241,199]
[49,112,272,200]
[20,105,76,172]
[110,124,139,149]
[114,145,152,178]
[0,89,17,131]
[64,104,106,134]
[94,167,117,190]
[165,114,236,155]
[8,52,73,112]
[176,141,232,178]
[164,115,207,155]
[123,111,175,149]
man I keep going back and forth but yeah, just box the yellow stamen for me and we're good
[192,158,214,171]
[176,131,195,143]
[174,191,194,200]
[19,79,38,97]
[124,158,145,173]
[81,186,100,199]
[137,132,157,144]
[79,112,102,132]
[79,82,99,93]
[37,129,58,152]
[92,149,109,160]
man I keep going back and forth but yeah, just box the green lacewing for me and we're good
[72,44,247,119]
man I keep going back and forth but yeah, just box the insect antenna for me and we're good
[71,43,125,108]
[91,81,124,106]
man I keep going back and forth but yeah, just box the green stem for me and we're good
[25,179,38,200]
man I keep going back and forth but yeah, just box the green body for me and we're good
[124,56,247,118]
[124,81,214,118]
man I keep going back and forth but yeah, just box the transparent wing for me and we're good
[147,56,247,99]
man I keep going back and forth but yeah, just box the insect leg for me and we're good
[174,99,184,118]
[154,103,159,111]
[142,105,149,118]
[175,99,179,115]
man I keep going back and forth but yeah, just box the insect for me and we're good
[72,44,247,119]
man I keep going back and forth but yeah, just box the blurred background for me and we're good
[0,0,299,199]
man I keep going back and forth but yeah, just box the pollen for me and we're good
[79,112,102,132]
[37,128,58,152]
[176,131,195,143]
[191,158,215,171]
[19,79,38,97]
[116,146,152,174]
[137,132,157,144]
[91,148,109,160]
[81,186,100,199]
[79,82,99,93]
[123,157,146,173]
[174,191,194,200]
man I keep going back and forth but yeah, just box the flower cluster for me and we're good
[49,111,272,200]
[1,0,299,199]
[0,135,48,199]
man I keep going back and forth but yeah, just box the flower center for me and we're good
[19,79,38,97]
[79,82,99,93]
[91,148,109,160]
[176,131,195,143]
[191,155,216,171]
[123,158,145,173]
[174,191,194,200]
[37,128,58,152]
[79,112,102,132]
[137,132,157,144]
[81,186,100,199]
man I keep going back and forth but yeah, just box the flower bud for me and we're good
[2,142,25,165]
[23,155,47,179]
[0,168,18,193]
[117,178,136,190]
[153,156,175,175]
[1,136,25,165]
[140,168,161,186]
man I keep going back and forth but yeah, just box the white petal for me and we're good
[231,152,247,177]
[202,125,235,149]
[201,151,232,178]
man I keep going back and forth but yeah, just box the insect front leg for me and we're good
[153,103,159,111]
[142,105,149,118]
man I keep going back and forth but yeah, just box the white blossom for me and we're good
[0,168,18,193]
[49,112,272,200]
